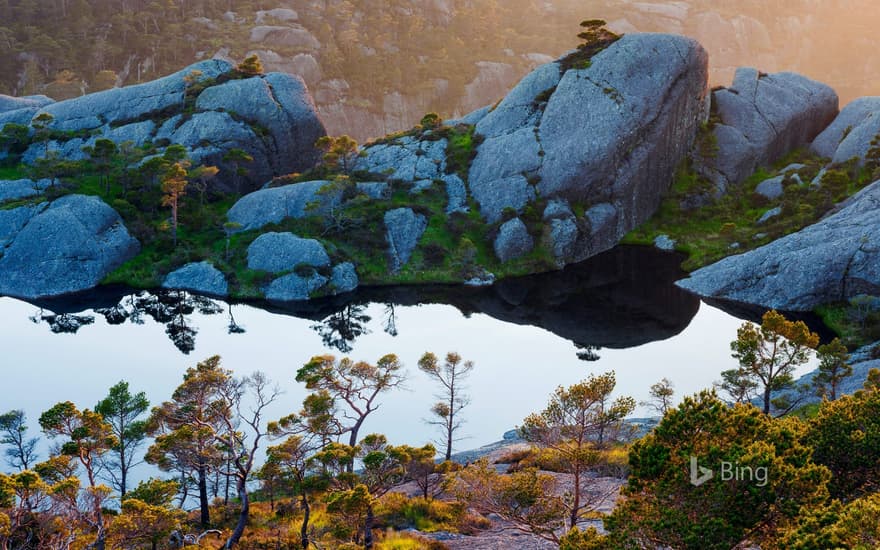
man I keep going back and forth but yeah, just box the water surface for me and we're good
[0,246,810,459]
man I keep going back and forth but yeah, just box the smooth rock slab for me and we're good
[701,68,838,188]
[384,208,427,273]
[677,180,880,311]
[0,195,140,299]
[811,96,880,160]
[162,261,228,296]
[0,204,47,248]
[247,232,330,273]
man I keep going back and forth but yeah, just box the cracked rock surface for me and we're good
[0,195,140,299]
[10,60,325,193]
[677,180,880,311]
[697,67,838,190]
[812,96,880,164]
[474,33,709,262]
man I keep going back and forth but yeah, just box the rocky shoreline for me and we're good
[1,29,880,330]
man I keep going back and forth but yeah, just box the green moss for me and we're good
[624,150,861,271]
[0,165,28,179]
[436,123,476,180]
[0,195,47,210]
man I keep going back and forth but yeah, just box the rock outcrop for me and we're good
[811,96,880,164]
[10,60,325,193]
[247,232,330,273]
[227,180,335,231]
[162,262,229,297]
[0,94,53,114]
[0,179,51,202]
[696,67,838,190]
[0,195,140,299]
[345,34,710,270]
[384,208,428,273]
[677,180,880,311]
[472,33,709,263]
[494,218,534,262]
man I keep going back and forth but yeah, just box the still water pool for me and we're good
[0,246,812,460]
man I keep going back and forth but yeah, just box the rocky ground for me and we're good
[392,437,626,549]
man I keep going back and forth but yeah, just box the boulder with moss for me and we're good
[696,67,838,191]
[677,180,880,311]
[13,60,325,193]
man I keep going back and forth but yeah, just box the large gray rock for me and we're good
[249,25,320,50]
[15,61,325,193]
[466,63,562,222]
[330,262,359,295]
[36,60,232,132]
[162,261,228,297]
[227,180,334,231]
[0,204,46,248]
[811,96,880,164]
[494,218,534,262]
[266,272,328,301]
[194,73,325,188]
[678,180,880,311]
[0,179,50,202]
[384,208,427,272]
[0,195,140,299]
[467,34,709,263]
[0,94,53,113]
[698,67,838,188]
[247,232,330,273]
[442,174,468,213]
[355,135,447,181]
[548,218,578,261]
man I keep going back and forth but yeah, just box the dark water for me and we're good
[0,246,815,456]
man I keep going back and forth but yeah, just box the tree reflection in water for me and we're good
[20,246,712,359]
[310,303,372,353]
[29,310,95,334]
[29,290,241,354]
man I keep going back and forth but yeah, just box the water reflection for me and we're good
[18,246,702,356]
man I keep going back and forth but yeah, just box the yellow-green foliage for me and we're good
[375,492,463,533]
[376,530,449,550]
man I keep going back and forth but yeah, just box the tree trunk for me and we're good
[363,504,375,549]
[300,493,310,550]
[120,445,127,498]
[569,467,580,531]
[225,477,249,548]
[347,417,365,472]
[198,464,210,528]
[445,420,453,462]
[348,417,365,448]
[763,386,772,414]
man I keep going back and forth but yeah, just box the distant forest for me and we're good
[0,0,578,112]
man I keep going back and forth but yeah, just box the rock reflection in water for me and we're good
[21,246,701,357]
